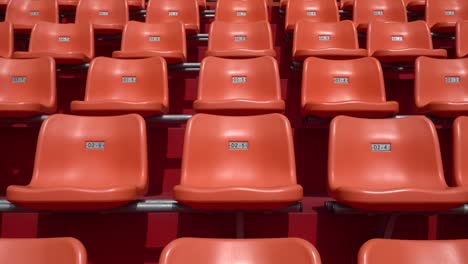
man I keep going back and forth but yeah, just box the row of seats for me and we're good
[2,0,201,33]
[2,113,468,212]
[3,55,468,119]
[3,236,468,264]
[285,0,468,33]
[5,19,468,65]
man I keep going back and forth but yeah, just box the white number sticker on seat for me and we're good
[371,143,391,152]
[237,11,247,16]
[98,11,109,16]
[445,76,460,83]
[319,35,331,41]
[391,36,404,42]
[229,142,249,150]
[29,11,40,16]
[149,36,161,42]
[169,11,179,16]
[234,35,246,42]
[306,11,317,16]
[445,10,455,16]
[58,36,71,42]
[373,10,384,16]
[232,76,247,83]
[122,76,137,83]
[86,142,105,150]
[334,77,349,84]
[11,76,27,83]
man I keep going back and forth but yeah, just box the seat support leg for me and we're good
[236,212,245,238]
[377,214,399,239]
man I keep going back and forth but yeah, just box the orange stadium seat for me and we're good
[456,20,468,58]
[58,0,144,9]
[0,22,13,59]
[353,0,407,32]
[426,0,468,33]
[146,0,200,34]
[160,238,321,264]
[0,57,56,118]
[75,0,128,34]
[293,20,367,61]
[415,57,468,118]
[454,116,468,188]
[285,0,339,32]
[174,114,303,210]
[215,0,269,22]
[5,0,59,32]
[194,56,284,115]
[328,115,468,211]
[13,22,94,64]
[71,57,169,116]
[367,21,447,62]
[6,114,148,210]
[206,21,276,58]
[302,57,398,118]
[342,0,425,11]
[359,239,468,264]
[112,21,186,63]
[0,238,87,264]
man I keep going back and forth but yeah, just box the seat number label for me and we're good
[149,36,161,42]
[29,11,40,16]
[334,77,349,84]
[234,35,246,42]
[445,76,460,83]
[371,143,391,152]
[58,36,71,42]
[11,76,27,83]
[99,11,109,16]
[229,141,249,150]
[391,36,404,42]
[232,76,247,83]
[306,11,317,16]
[445,10,455,16]
[169,11,179,16]
[86,141,105,150]
[237,11,247,16]
[319,35,331,41]
[373,10,384,16]
[122,76,137,83]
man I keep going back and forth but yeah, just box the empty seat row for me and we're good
[3,55,468,119]
[3,237,468,264]
[285,0,468,33]
[3,0,200,33]
[0,20,276,63]
[4,113,468,212]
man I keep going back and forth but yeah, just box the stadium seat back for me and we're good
[415,56,468,108]
[215,0,269,22]
[285,0,339,31]
[353,0,407,28]
[5,0,59,30]
[198,56,281,101]
[146,0,200,33]
[117,21,187,62]
[84,57,168,104]
[0,238,87,264]
[329,116,446,191]
[207,21,275,58]
[0,22,13,58]
[359,239,468,264]
[456,21,468,58]
[75,0,128,32]
[181,114,296,188]
[28,22,94,59]
[425,0,468,30]
[367,21,433,54]
[160,238,322,264]
[29,114,147,190]
[0,57,56,115]
[302,57,386,105]
[454,116,468,187]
